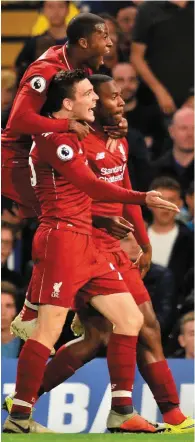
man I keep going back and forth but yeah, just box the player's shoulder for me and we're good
[40,132,80,152]
[20,45,64,88]
[34,132,82,163]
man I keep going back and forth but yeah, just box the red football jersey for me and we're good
[30,132,92,234]
[30,131,146,234]
[83,130,149,249]
[2,44,92,159]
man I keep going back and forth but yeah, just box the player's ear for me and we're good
[178,334,185,349]
[78,38,88,49]
[63,98,73,112]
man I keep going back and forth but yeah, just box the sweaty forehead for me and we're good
[94,22,107,34]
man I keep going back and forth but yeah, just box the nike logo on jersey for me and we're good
[96,152,105,160]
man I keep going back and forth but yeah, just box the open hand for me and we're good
[93,215,134,239]
[146,191,180,212]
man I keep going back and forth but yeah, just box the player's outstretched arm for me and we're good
[39,135,181,209]
[43,140,147,205]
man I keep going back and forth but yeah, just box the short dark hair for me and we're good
[150,176,181,195]
[67,13,105,44]
[89,74,113,94]
[1,281,17,297]
[43,69,88,114]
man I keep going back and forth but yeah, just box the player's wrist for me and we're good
[141,243,152,254]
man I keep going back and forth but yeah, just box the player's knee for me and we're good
[36,306,66,346]
[131,309,144,331]
[116,309,144,335]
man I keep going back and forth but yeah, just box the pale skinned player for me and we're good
[3,71,183,435]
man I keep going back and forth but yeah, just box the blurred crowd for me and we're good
[1,0,194,359]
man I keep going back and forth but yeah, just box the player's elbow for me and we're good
[9,112,29,133]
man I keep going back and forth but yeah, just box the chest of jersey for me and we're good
[83,135,127,185]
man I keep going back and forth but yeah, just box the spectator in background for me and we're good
[31,0,79,36]
[1,201,37,287]
[152,108,194,195]
[121,232,176,342]
[1,281,22,358]
[1,221,22,288]
[1,70,17,129]
[185,182,194,232]
[112,62,167,157]
[177,312,194,359]
[131,1,194,113]
[110,62,152,190]
[116,3,137,60]
[148,177,194,297]
[15,1,69,81]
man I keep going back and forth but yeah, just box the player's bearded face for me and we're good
[86,25,112,70]
[97,81,125,125]
[70,79,98,122]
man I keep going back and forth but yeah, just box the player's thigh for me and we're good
[104,249,150,306]
[122,265,151,306]
[81,255,143,327]
[37,304,68,334]
[32,304,69,348]
[91,291,142,330]
[31,227,77,308]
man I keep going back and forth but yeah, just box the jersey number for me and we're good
[29,142,37,187]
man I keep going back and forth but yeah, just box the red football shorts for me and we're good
[103,249,150,305]
[30,226,129,308]
[2,148,40,219]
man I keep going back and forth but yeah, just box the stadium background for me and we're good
[1,0,194,436]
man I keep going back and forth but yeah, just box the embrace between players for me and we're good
[2,12,194,435]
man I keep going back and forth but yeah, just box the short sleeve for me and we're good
[19,63,57,97]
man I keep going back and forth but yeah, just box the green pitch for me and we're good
[2,434,194,442]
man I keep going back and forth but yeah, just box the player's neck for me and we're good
[92,121,107,137]
[151,222,176,234]
[52,109,70,120]
[49,25,67,40]
[66,44,88,69]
